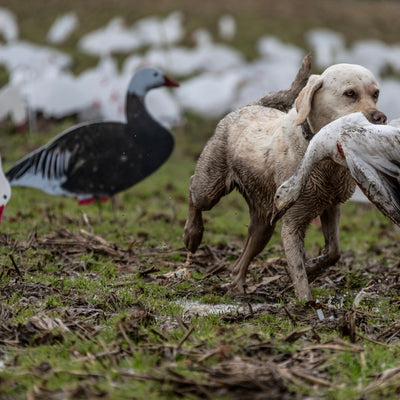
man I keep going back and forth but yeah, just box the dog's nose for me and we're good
[371,110,387,125]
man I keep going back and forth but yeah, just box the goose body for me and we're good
[46,12,79,45]
[6,67,179,204]
[272,112,400,225]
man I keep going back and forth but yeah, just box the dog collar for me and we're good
[301,120,314,141]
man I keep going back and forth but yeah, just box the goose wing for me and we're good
[340,125,400,225]
[5,121,126,197]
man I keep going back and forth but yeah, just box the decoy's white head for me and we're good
[270,178,302,225]
[0,156,11,223]
[128,67,179,99]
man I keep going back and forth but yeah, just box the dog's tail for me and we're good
[250,53,312,113]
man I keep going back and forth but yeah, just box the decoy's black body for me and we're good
[6,68,179,204]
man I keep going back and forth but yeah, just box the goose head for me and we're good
[270,178,302,225]
[127,67,179,99]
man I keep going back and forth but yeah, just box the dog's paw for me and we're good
[183,222,204,253]
[227,276,247,295]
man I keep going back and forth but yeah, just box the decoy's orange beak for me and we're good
[164,75,180,88]
[0,205,4,224]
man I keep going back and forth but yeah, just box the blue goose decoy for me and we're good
[5,67,179,205]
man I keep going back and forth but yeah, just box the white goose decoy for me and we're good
[272,112,400,226]
[0,84,26,131]
[176,70,243,118]
[305,28,345,69]
[5,68,179,205]
[46,12,79,45]
[78,17,141,57]
[257,35,304,65]
[191,28,245,73]
[218,15,236,41]
[22,67,93,120]
[0,156,11,223]
[133,11,185,48]
[0,41,71,75]
[0,7,18,42]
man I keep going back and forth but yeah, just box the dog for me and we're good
[184,62,387,301]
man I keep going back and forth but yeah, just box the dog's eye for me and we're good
[344,90,356,98]
[372,90,379,101]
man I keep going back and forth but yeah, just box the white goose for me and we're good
[272,112,400,226]
[0,7,18,42]
[0,156,11,222]
[46,12,79,45]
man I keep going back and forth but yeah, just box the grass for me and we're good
[1,0,400,399]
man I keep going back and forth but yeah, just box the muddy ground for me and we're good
[1,225,400,399]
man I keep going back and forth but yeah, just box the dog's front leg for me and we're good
[183,179,205,253]
[281,219,313,301]
[305,205,341,279]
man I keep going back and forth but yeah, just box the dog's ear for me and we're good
[295,75,323,125]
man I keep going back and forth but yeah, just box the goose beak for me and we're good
[163,75,180,88]
[270,206,285,225]
[0,205,4,224]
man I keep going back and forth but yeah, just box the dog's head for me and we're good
[295,63,387,133]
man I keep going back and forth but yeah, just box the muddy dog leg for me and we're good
[280,218,313,301]
[183,132,232,253]
[230,211,276,294]
[183,177,231,253]
[183,177,205,253]
[305,204,341,279]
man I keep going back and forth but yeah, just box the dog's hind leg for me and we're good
[230,210,275,294]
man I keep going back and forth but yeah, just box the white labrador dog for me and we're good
[184,63,387,301]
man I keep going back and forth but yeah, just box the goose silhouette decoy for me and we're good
[0,156,11,222]
[272,112,400,226]
[5,67,179,205]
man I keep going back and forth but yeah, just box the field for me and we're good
[1,1,400,399]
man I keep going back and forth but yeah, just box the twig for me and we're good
[9,254,22,279]
[356,332,393,348]
[177,325,194,349]
[198,349,220,363]
[175,314,189,332]
[291,368,335,388]
[278,282,293,297]
[198,263,227,282]
[377,324,400,341]
[150,328,169,342]
[247,302,254,318]
[17,369,105,378]
[98,337,119,369]
[75,348,122,363]
[109,280,138,288]
[282,305,296,325]
[116,322,135,355]
[138,266,159,277]
[81,212,93,234]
